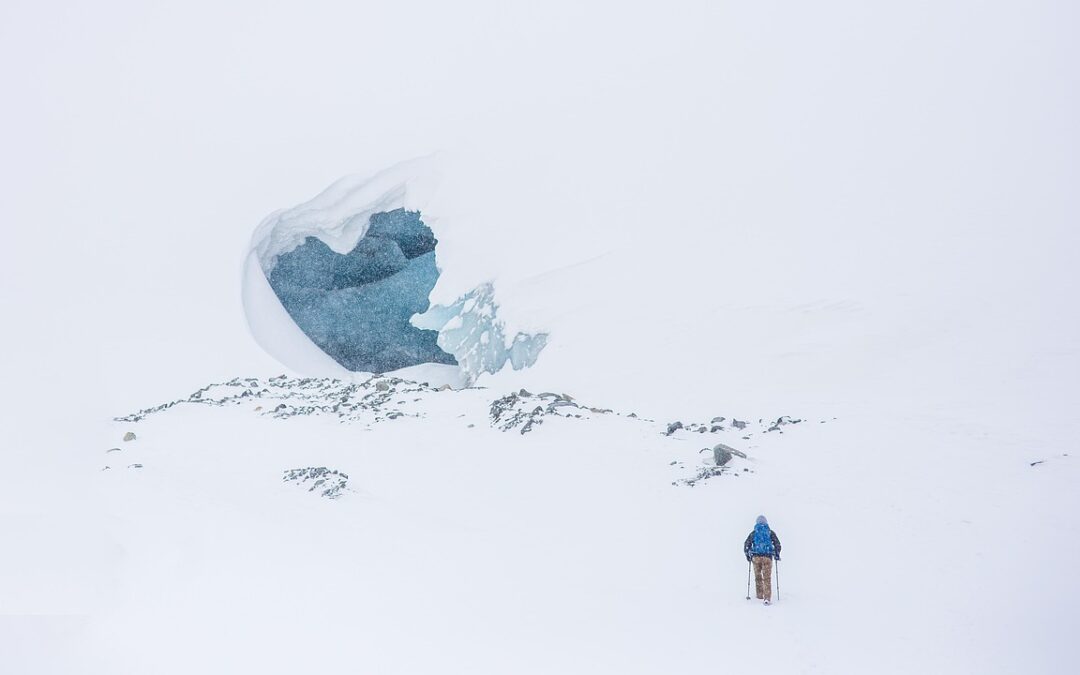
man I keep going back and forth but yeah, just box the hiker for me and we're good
[743,515,781,604]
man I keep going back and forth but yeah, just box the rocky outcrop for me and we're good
[489,390,599,435]
[283,467,349,499]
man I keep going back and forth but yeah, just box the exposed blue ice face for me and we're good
[265,209,457,373]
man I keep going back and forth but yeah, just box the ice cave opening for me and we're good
[266,208,457,373]
[243,162,549,384]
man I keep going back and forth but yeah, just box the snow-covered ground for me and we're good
[2,1,1078,673]
[36,375,1073,674]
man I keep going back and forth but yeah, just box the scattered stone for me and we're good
[665,421,684,436]
[375,381,390,392]
[123,432,137,442]
[731,419,747,430]
[115,376,443,425]
[711,416,726,424]
[283,467,349,499]
[765,415,803,432]
[106,447,121,453]
[710,425,723,433]
[519,389,532,397]
[127,463,143,469]
[489,390,598,434]
[674,466,725,487]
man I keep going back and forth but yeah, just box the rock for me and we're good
[106,447,121,453]
[664,421,684,436]
[127,463,143,469]
[711,416,726,424]
[731,419,747,430]
[714,443,747,460]
[519,389,533,397]
[375,381,390,391]
[123,431,137,442]
[697,427,707,434]
[713,445,733,466]
[710,425,723,433]
[437,384,452,391]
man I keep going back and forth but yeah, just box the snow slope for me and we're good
[1,1,1078,673]
[73,375,1075,674]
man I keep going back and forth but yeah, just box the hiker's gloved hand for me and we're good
[745,554,751,562]
[773,554,781,561]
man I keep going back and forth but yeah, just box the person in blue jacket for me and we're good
[743,515,782,604]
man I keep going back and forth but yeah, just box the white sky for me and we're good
[1,0,1077,423]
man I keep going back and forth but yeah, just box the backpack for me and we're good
[750,522,775,556]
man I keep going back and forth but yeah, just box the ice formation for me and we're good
[266,208,455,373]
[413,283,548,380]
[241,160,547,384]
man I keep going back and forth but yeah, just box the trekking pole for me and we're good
[775,559,780,602]
[746,560,752,600]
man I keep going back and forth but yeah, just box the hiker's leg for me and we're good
[752,556,765,598]
[760,556,773,601]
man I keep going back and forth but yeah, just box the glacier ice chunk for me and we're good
[413,283,548,384]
